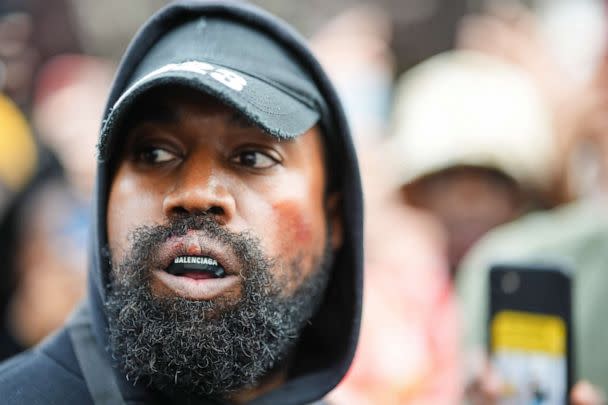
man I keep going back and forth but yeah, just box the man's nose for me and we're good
[162,155,236,223]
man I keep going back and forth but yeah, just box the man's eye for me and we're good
[137,147,176,164]
[232,151,278,169]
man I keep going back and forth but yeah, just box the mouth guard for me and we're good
[166,256,225,278]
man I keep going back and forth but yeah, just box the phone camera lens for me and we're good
[501,271,520,294]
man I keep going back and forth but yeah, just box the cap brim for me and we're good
[102,61,320,144]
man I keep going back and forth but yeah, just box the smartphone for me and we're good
[488,263,573,405]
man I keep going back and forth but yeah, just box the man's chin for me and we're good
[103,216,334,396]
[105,275,303,397]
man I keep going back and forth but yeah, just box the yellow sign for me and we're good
[491,310,565,356]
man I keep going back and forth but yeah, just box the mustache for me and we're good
[109,214,269,284]
[132,214,239,248]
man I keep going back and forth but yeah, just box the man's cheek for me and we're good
[270,200,325,288]
[271,201,319,250]
[107,180,161,262]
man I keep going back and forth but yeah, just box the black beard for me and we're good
[104,215,332,399]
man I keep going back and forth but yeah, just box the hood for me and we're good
[87,1,363,404]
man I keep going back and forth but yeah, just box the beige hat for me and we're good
[387,50,556,191]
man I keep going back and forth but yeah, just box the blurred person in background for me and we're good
[328,145,462,405]
[0,93,37,359]
[457,0,608,203]
[310,4,394,145]
[456,2,608,402]
[0,54,112,359]
[0,89,88,358]
[32,54,115,198]
[313,8,462,404]
[0,0,81,110]
[1,148,86,353]
[388,49,558,274]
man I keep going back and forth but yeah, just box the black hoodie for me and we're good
[0,2,363,404]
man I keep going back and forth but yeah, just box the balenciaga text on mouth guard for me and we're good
[166,256,226,278]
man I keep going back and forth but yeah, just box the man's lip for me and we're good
[152,270,241,301]
[156,231,239,276]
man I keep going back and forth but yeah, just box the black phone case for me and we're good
[488,262,573,397]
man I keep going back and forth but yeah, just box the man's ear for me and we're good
[326,192,343,250]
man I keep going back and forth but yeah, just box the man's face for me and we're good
[405,166,523,269]
[104,86,338,396]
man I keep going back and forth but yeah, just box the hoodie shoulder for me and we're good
[0,328,93,405]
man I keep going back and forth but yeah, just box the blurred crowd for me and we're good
[2,0,608,403]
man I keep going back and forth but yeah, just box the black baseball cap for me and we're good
[103,16,326,141]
